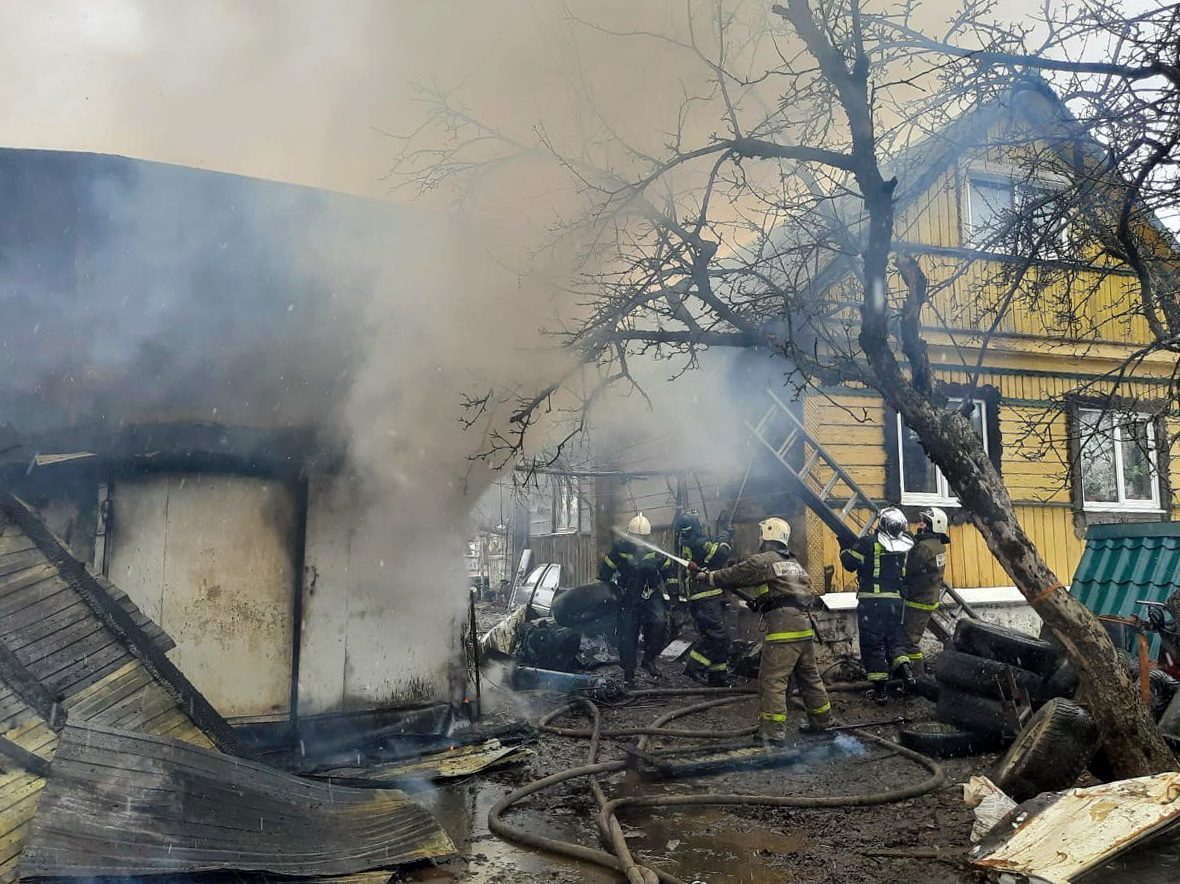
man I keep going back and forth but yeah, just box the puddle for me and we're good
[396,777,617,884]
[395,735,863,883]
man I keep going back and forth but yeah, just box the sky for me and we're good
[0,0,1051,201]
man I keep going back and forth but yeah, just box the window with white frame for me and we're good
[965,175,1069,258]
[898,400,987,506]
[554,478,580,532]
[1078,409,1161,511]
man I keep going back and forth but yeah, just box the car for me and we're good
[508,563,563,616]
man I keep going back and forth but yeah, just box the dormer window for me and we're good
[964,174,1070,259]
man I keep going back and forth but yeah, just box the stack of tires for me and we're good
[900,618,1076,759]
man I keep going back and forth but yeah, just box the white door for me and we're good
[107,473,297,719]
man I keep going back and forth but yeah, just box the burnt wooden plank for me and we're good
[2,601,89,652]
[0,690,32,734]
[153,717,216,748]
[0,773,46,820]
[62,663,152,719]
[136,707,201,739]
[0,564,59,599]
[0,792,38,856]
[14,617,109,667]
[0,578,72,623]
[0,738,48,779]
[36,643,128,698]
[0,634,62,731]
[0,535,37,559]
[21,723,454,877]
[0,550,48,581]
[0,750,49,793]
[0,498,237,754]
[102,687,178,732]
[94,575,175,653]
[0,708,34,738]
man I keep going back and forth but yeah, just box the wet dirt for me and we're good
[393,633,995,884]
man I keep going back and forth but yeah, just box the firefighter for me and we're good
[675,510,734,687]
[693,517,833,742]
[840,506,914,700]
[599,512,674,686]
[902,507,950,677]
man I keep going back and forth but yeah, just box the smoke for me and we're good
[0,0,1036,702]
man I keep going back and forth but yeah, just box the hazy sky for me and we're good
[0,0,1050,201]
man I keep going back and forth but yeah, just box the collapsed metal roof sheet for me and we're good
[1070,522,1180,618]
[21,723,455,878]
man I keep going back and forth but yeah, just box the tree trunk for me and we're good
[893,389,1176,777]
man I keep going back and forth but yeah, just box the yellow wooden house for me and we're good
[804,84,1180,592]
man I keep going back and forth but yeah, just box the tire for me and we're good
[991,698,1100,802]
[898,722,1004,758]
[936,687,1012,738]
[953,619,1061,676]
[1159,689,1180,739]
[908,675,940,702]
[552,582,619,633]
[932,649,1043,699]
[1115,651,1179,720]
[1037,658,1079,702]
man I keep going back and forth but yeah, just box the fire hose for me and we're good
[487,688,947,884]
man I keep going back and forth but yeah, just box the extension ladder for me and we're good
[745,388,880,548]
[746,387,978,637]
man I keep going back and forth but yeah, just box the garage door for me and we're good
[107,473,297,719]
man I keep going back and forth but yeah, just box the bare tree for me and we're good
[393,0,1180,774]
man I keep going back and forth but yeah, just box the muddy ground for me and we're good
[394,605,995,884]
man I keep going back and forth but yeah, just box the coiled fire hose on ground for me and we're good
[487,686,947,884]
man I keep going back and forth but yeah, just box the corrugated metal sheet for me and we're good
[21,723,455,878]
[1071,522,1180,618]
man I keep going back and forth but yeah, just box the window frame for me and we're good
[896,400,989,508]
[552,477,581,534]
[1077,407,1163,513]
[962,171,1070,258]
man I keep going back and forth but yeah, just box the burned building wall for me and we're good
[106,473,299,720]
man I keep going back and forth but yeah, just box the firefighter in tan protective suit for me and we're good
[901,507,950,677]
[692,517,833,743]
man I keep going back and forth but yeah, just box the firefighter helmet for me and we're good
[759,517,792,548]
[627,513,652,536]
[920,507,948,535]
[878,507,908,537]
[673,510,702,538]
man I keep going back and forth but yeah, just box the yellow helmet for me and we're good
[627,513,652,536]
[759,517,791,547]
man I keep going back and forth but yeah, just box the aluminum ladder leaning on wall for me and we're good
[745,387,977,641]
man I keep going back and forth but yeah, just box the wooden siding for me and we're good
[529,532,599,586]
[803,382,1174,592]
[811,502,1086,593]
[891,151,1157,348]
[0,504,228,884]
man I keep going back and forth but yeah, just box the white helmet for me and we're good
[627,513,651,536]
[878,507,908,537]
[759,517,791,547]
[920,507,948,535]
